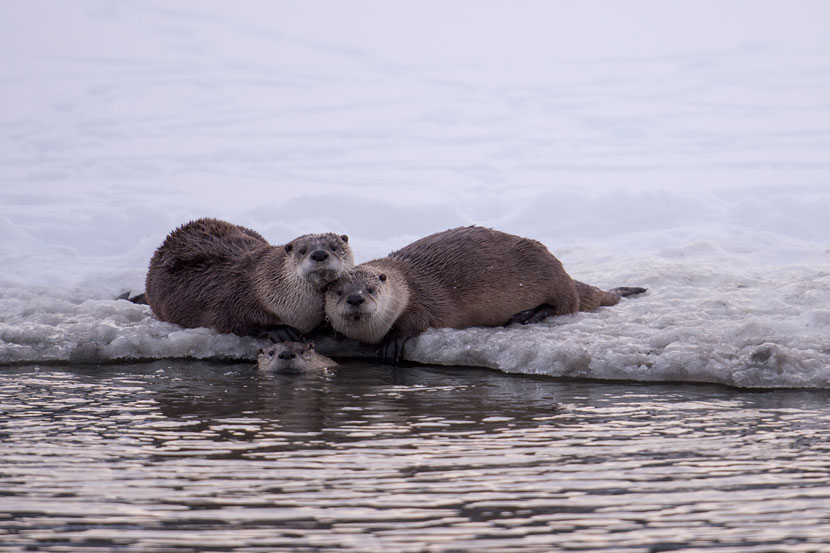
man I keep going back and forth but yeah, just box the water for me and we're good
[2,362,829,552]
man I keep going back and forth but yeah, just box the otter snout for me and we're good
[278,349,297,360]
[300,249,350,287]
[346,293,365,306]
[310,249,329,262]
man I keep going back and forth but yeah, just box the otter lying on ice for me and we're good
[324,226,646,361]
[145,218,354,341]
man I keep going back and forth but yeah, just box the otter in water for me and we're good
[145,218,354,340]
[257,341,337,373]
[324,226,646,361]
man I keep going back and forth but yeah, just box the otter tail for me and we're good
[575,281,646,311]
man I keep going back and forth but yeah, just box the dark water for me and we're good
[1,362,829,553]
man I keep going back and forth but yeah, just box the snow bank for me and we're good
[3,243,829,388]
[0,284,260,365]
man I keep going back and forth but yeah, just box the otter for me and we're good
[257,341,337,373]
[145,218,354,340]
[324,226,646,361]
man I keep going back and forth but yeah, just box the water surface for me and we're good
[2,362,829,552]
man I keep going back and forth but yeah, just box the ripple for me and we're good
[1,363,829,552]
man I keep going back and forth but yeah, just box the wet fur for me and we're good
[146,218,353,336]
[257,341,337,373]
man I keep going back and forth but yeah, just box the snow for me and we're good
[2,1,829,387]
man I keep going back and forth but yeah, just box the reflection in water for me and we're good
[1,362,829,552]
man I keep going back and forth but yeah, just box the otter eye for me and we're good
[267,351,274,358]
[330,243,338,251]
[367,287,376,294]
[299,246,307,255]
[284,244,293,253]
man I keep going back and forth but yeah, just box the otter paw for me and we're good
[507,307,537,325]
[380,335,409,364]
[508,305,558,325]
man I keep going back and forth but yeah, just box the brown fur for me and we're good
[257,341,337,373]
[325,226,645,352]
[145,218,353,337]
[574,280,626,311]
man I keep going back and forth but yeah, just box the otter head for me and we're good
[285,233,354,289]
[257,341,316,373]
[324,267,407,344]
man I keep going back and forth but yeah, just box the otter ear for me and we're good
[307,343,315,351]
[340,235,349,243]
[284,244,293,253]
[257,348,264,355]
[378,273,387,282]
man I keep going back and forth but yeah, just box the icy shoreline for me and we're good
[3,251,829,390]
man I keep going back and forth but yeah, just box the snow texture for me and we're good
[2,1,830,387]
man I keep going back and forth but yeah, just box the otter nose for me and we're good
[346,294,365,306]
[278,351,296,360]
[310,249,329,262]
